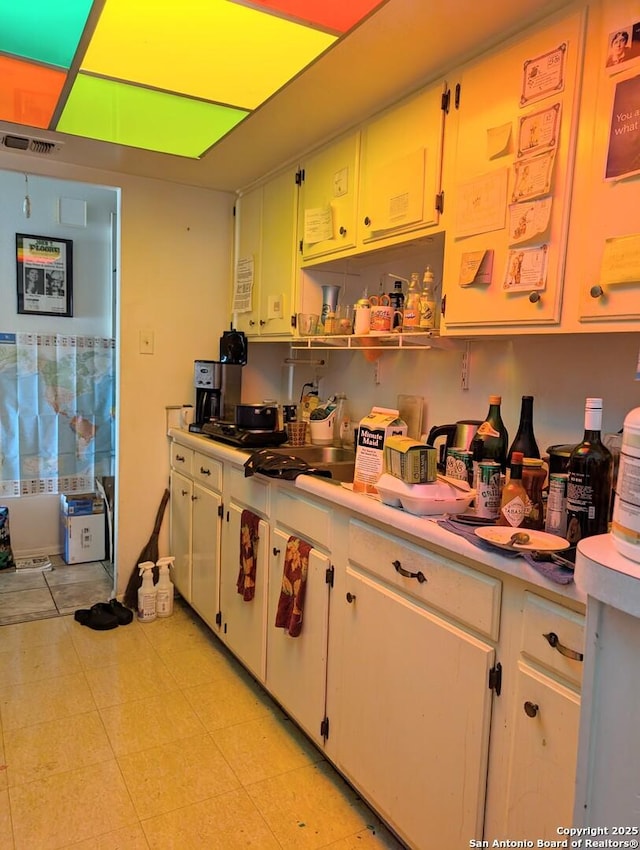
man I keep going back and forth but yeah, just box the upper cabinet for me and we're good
[440,8,587,333]
[233,166,299,337]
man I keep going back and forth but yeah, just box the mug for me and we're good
[181,405,195,428]
[353,299,371,334]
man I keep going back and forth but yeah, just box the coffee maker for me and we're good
[193,360,242,428]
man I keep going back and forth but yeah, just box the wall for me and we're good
[0,152,234,597]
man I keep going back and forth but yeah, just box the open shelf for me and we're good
[290,330,454,350]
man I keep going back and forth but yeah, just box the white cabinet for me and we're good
[441,8,587,332]
[233,166,299,337]
[170,468,192,602]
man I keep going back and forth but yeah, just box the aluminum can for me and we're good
[446,448,473,484]
[475,460,502,519]
[545,472,568,537]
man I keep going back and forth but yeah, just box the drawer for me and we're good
[171,443,193,475]
[275,489,331,550]
[521,592,584,687]
[348,519,501,640]
[193,451,222,492]
[228,463,270,516]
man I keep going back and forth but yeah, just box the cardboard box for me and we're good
[354,407,407,494]
[384,436,437,484]
[61,513,106,564]
[60,492,104,517]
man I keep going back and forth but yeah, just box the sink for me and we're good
[269,445,356,482]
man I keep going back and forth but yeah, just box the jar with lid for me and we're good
[522,458,546,530]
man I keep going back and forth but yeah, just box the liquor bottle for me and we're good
[508,395,540,459]
[403,273,420,328]
[418,266,436,329]
[477,395,509,472]
[498,451,527,527]
[566,398,613,544]
[389,280,405,329]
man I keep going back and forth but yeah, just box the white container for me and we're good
[137,561,157,622]
[309,410,336,445]
[155,556,175,617]
[612,406,640,563]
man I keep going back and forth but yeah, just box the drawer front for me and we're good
[521,592,585,687]
[228,463,270,516]
[348,519,501,639]
[193,451,222,492]
[275,489,331,550]
[171,443,193,475]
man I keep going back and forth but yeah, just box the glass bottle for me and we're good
[498,451,527,527]
[522,458,546,530]
[403,273,420,328]
[508,395,540,459]
[418,266,436,329]
[477,395,509,473]
[389,280,405,329]
[566,398,613,544]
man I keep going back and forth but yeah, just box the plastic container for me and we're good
[612,406,640,562]
[155,556,175,617]
[137,561,157,622]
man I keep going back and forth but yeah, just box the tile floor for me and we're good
[0,556,114,627]
[0,598,407,850]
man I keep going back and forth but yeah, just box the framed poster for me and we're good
[16,234,73,317]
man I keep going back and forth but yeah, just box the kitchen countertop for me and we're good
[169,427,585,605]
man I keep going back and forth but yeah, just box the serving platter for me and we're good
[474,526,571,552]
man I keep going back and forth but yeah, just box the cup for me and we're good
[297,313,319,336]
[285,421,307,447]
[336,305,353,334]
[353,299,371,335]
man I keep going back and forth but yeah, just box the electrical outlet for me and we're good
[139,329,154,354]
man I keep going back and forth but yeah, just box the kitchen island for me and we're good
[168,427,586,850]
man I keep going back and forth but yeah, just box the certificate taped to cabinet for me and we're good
[503,244,548,291]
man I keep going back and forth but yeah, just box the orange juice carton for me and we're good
[354,407,407,494]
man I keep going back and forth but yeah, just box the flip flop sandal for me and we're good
[74,604,119,631]
[107,598,134,625]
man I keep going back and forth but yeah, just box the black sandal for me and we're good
[74,604,119,631]
[107,598,134,625]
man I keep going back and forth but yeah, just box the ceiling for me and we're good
[0,0,573,193]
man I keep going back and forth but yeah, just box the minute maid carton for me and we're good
[354,407,408,494]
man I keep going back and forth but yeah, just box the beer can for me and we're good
[446,448,473,484]
[545,472,568,537]
[475,460,502,519]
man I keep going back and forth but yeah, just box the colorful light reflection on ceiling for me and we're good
[0,0,387,159]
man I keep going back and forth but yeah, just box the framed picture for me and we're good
[16,233,73,317]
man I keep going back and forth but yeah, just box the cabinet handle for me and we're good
[363,216,371,227]
[590,284,604,299]
[181,489,189,496]
[339,226,347,236]
[528,291,541,304]
[392,559,427,583]
[543,632,584,662]
[346,592,356,603]
[272,547,281,556]
[524,701,539,718]
[175,454,185,463]
[200,466,211,476]
[260,319,266,326]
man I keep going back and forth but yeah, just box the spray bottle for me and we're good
[137,561,157,622]
[155,556,175,618]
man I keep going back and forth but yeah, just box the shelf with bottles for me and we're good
[290,329,453,351]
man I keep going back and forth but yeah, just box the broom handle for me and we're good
[152,489,170,537]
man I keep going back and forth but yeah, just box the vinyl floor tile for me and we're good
[0,571,48,593]
[45,561,111,587]
[0,637,82,686]
[85,655,179,708]
[59,823,150,849]
[322,826,407,849]
[118,732,240,819]
[0,790,12,849]
[161,642,241,689]
[0,587,57,623]
[70,620,158,670]
[0,671,96,731]
[49,578,114,615]
[140,608,216,656]
[0,615,70,650]
[182,666,276,732]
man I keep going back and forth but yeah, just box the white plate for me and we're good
[474,526,571,552]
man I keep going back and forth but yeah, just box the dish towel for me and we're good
[436,519,575,585]
[237,509,261,601]
[275,536,312,637]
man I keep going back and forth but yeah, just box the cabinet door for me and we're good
[191,482,222,629]
[335,567,495,850]
[441,9,586,331]
[169,469,192,603]
[219,502,269,681]
[500,664,580,840]
[358,84,445,245]
[266,528,330,744]
[233,183,262,336]
[299,131,359,261]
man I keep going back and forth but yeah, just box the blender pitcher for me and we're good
[320,285,340,330]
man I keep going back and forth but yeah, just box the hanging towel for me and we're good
[275,535,312,637]
[237,509,260,601]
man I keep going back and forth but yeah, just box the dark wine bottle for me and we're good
[508,395,540,459]
[566,398,613,544]
[477,395,509,472]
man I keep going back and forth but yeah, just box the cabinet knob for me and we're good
[260,319,266,326]
[392,559,427,583]
[543,631,584,662]
[339,226,347,236]
[191,494,198,501]
[346,592,356,604]
[528,291,541,304]
[272,547,281,556]
[524,701,539,718]
[363,216,371,227]
[249,319,256,326]
[590,284,604,299]
[200,466,211,476]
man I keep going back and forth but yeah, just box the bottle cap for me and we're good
[522,457,543,467]
[489,395,502,404]
[585,398,603,410]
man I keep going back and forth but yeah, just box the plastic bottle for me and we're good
[137,561,157,622]
[522,458,546,530]
[403,273,420,328]
[612,406,640,562]
[418,266,437,329]
[389,280,405,329]
[508,395,540,459]
[155,556,175,617]
[566,398,613,545]
[498,452,528,527]
[477,395,509,473]
[333,393,351,448]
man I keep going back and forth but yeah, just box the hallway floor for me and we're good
[0,599,406,849]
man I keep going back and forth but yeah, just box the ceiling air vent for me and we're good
[1,134,63,156]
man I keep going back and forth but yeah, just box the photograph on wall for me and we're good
[16,234,73,317]
[605,73,640,180]
[503,244,548,292]
[520,43,567,106]
[605,23,640,73]
[517,102,562,158]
